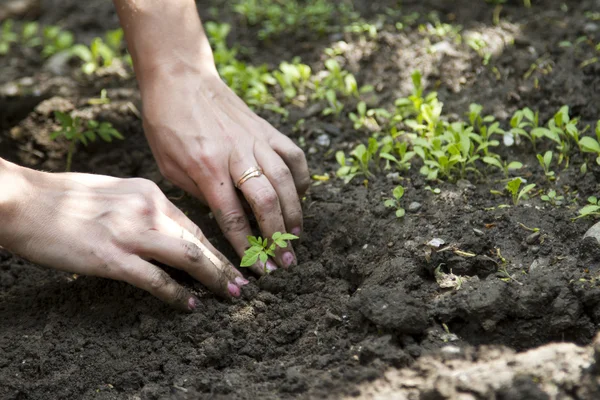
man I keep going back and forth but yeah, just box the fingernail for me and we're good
[291,227,301,237]
[188,296,199,311]
[266,259,278,272]
[235,277,249,287]
[282,252,295,268]
[228,282,241,297]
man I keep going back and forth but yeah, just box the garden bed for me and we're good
[2,0,600,399]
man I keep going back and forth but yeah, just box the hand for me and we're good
[140,68,310,274]
[0,166,249,311]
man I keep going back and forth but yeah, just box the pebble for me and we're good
[584,222,600,244]
[526,231,541,245]
[408,202,422,212]
[387,242,394,247]
[529,258,549,273]
[456,179,475,190]
[530,246,540,254]
[584,23,598,33]
[473,228,484,237]
[315,134,331,147]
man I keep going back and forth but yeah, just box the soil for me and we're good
[2,0,600,399]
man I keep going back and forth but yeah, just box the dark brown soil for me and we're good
[2,0,600,399]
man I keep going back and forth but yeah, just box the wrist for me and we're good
[0,159,35,247]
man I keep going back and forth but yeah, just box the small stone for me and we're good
[473,229,484,236]
[387,242,394,247]
[408,202,422,212]
[584,222,600,244]
[315,134,330,147]
[530,246,540,254]
[529,257,549,273]
[456,179,475,190]
[584,23,598,33]
[526,231,541,245]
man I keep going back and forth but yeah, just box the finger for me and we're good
[137,229,247,298]
[189,170,270,276]
[119,255,196,312]
[255,142,303,237]
[269,133,310,196]
[153,210,246,281]
[230,154,296,269]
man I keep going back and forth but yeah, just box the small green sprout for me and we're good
[482,156,523,178]
[51,111,124,172]
[21,22,41,47]
[541,189,564,206]
[536,150,555,179]
[241,232,299,269]
[384,185,406,218]
[506,177,536,206]
[272,59,312,101]
[71,37,116,75]
[574,196,600,220]
[349,101,391,130]
[335,138,378,183]
[0,20,18,55]
[41,25,74,58]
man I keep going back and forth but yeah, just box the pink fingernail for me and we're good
[235,277,249,287]
[266,260,278,272]
[283,252,295,268]
[188,296,199,311]
[228,282,241,297]
[291,227,301,237]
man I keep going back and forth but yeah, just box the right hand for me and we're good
[0,167,248,311]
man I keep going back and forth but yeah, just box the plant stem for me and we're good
[65,141,75,172]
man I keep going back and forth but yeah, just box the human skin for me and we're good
[113,0,310,274]
[0,158,248,311]
[0,0,309,310]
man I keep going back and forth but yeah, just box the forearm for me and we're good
[0,158,33,247]
[112,0,217,87]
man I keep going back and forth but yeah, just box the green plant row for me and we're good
[336,70,600,186]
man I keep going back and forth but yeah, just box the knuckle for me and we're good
[270,166,292,185]
[147,268,170,291]
[182,241,203,264]
[218,209,247,235]
[252,186,279,214]
[129,193,156,217]
[287,147,306,165]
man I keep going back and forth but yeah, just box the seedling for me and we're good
[240,232,299,269]
[482,156,523,178]
[349,101,391,131]
[21,22,41,47]
[505,177,536,206]
[578,120,600,165]
[384,185,406,218]
[51,111,124,172]
[272,59,312,101]
[536,150,555,179]
[41,25,74,58]
[0,20,18,55]
[541,189,564,206]
[335,138,378,183]
[574,196,600,220]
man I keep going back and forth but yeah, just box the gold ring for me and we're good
[235,166,263,189]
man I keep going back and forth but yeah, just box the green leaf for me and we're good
[54,111,72,127]
[278,233,299,241]
[579,136,600,153]
[506,177,522,196]
[240,245,263,267]
[392,185,404,200]
[396,208,406,218]
[335,151,346,166]
[578,205,600,217]
[259,252,269,265]
[507,161,523,171]
[483,156,502,169]
[543,151,552,168]
[384,199,396,208]
[518,183,536,201]
[248,236,262,247]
